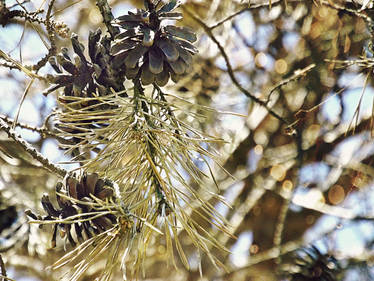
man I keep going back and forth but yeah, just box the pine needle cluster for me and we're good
[26,0,232,279]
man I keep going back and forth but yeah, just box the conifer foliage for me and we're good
[25,0,229,279]
[2,0,374,280]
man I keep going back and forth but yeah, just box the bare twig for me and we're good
[31,0,58,72]
[0,62,18,69]
[210,7,250,30]
[0,255,14,281]
[0,118,67,177]
[0,50,44,79]
[266,64,316,105]
[182,7,289,125]
[209,0,296,30]
[0,114,62,139]
[46,0,56,46]
[0,255,6,281]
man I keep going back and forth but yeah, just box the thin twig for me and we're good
[13,78,34,129]
[210,7,250,30]
[32,0,58,72]
[0,50,44,79]
[0,255,14,281]
[0,255,6,281]
[210,0,306,31]
[182,7,289,125]
[0,118,67,177]
[0,62,18,69]
[266,64,316,105]
[46,0,56,46]
[9,0,30,9]
[0,114,62,139]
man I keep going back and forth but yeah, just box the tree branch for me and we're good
[0,114,60,139]
[182,6,290,125]
[0,255,7,281]
[0,118,67,177]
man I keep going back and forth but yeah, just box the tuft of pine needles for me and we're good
[50,81,232,278]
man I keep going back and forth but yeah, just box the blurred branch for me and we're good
[300,112,372,161]
[320,0,374,26]
[225,221,340,276]
[210,0,304,30]
[225,238,304,276]
[219,184,267,245]
[183,7,289,125]
[210,7,251,29]
[273,191,293,265]
[291,193,374,221]
[273,126,303,265]
[6,255,53,281]
[0,118,67,177]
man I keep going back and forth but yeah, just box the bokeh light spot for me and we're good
[328,185,345,205]
[275,59,287,74]
[271,165,286,181]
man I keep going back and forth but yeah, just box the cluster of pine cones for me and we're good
[45,0,199,160]
[45,0,197,99]
[33,0,198,247]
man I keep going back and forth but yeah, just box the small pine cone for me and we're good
[29,173,117,248]
[289,246,340,281]
[111,0,197,86]
[43,30,125,99]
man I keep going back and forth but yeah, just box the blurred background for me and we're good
[1,0,374,280]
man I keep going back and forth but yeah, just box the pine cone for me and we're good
[48,31,127,154]
[0,205,29,252]
[44,30,125,98]
[27,173,117,248]
[289,246,340,281]
[111,0,197,86]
